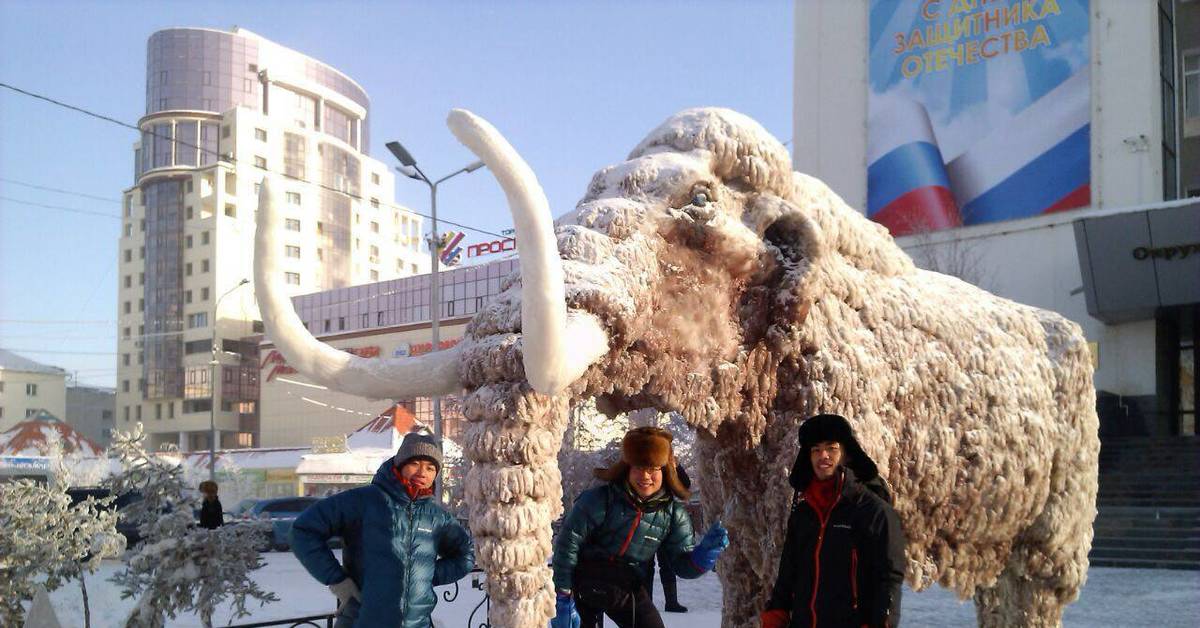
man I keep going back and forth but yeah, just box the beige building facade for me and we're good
[116,27,428,451]
[0,349,68,431]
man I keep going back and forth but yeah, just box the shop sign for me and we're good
[0,456,51,472]
[262,346,381,382]
[304,473,371,484]
[311,435,349,454]
[408,338,461,356]
[467,237,517,258]
[265,469,297,481]
[1132,243,1200,261]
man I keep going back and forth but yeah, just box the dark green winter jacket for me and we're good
[552,481,703,591]
[290,460,474,628]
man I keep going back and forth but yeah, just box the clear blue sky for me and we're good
[0,0,793,387]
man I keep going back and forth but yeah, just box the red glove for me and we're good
[760,609,789,628]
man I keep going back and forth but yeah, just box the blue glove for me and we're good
[550,592,580,628]
[690,521,729,571]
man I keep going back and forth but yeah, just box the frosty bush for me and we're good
[0,468,124,625]
[106,425,278,628]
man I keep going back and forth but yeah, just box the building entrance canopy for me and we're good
[1074,200,1200,324]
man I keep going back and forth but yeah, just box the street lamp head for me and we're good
[237,278,250,286]
[464,159,486,174]
[396,165,422,181]
[386,140,418,167]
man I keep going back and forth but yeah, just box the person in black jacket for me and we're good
[642,463,691,613]
[761,414,906,628]
[198,480,223,529]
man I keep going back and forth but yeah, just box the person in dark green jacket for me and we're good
[291,432,474,628]
[551,427,729,628]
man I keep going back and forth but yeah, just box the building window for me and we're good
[338,316,345,331]
[371,172,380,185]
[26,383,37,396]
[370,221,379,233]
[123,353,130,366]
[254,155,267,169]
[188,312,209,328]
[138,298,144,312]
[201,287,209,300]
[186,179,193,193]
[136,406,142,420]
[123,301,131,314]
[285,272,301,285]
[324,319,331,333]
[255,128,267,141]
[26,409,37,418]
[202,231,210,245]
[286,192,301,205]
[124,223,132,237]
[316,221,325,235]
[224,204,236,217]
[139,272,144,285]
[370,269,379,281]
[361,313,370,327]
[185,262,193,276]
[370,198,380,209]
[123,406,129,422]
[285,245,301,258]
[185,290,193,304]
[1185,51,1200,121]
[201,259,210,273]
[377,311,385,325]
[317,248,324,261]
[123,327,131,338]
[186,206,194,219]
[122,380,130,393]
[285,218,301,231]
[254,182,262,196]
[124,275,132,288]
[222,125,231,138]
[168,403,174,419]
[124,249,132,263]
[155,404,162,420]
[186,235,193,248]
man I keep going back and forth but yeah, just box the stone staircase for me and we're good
[1089,436,1200,570]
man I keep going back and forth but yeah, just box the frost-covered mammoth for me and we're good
[255,108,1098,628]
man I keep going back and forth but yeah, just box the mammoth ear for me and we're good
[796,300,813,327]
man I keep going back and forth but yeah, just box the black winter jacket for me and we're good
[199,498,223,529]
[766,467,906,628]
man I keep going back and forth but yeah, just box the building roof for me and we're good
[0,410,104,456]
[0,349,66,376]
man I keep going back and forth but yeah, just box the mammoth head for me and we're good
[255,107,865,436]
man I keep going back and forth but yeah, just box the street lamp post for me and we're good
[386,140,484,501]
[209,278,250,482]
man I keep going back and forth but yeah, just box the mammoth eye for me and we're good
[691,192,708,207]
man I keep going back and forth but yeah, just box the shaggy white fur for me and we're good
[257,107,1099,628]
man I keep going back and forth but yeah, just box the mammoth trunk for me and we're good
[462,381,570,627]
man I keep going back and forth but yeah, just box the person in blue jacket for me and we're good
[291,432,474,628]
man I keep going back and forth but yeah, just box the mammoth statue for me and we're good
[254,108,1098,628]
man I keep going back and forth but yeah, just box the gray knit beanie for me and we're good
[393,432,443,474]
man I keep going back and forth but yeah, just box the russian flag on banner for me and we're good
[947,67,1091,224]
[867,99,962,235]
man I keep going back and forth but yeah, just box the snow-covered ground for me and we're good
[46,552,1200,627]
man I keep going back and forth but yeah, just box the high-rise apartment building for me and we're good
[117,27,428,451]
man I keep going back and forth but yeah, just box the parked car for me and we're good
[66,487,145,548]
[234,497,321,552]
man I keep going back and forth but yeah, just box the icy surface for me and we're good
[41,555,1200,628]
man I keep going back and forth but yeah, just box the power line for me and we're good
[0,177,122,204]
[3,348,117,355]
[0,196,121,219]
[0,319,115,325]
[0,82,509,239]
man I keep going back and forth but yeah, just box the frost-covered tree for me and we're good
[557,400,627,510]
[0,460,124,626]
[106,425,277,628]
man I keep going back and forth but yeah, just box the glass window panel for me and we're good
[175,120,198,166]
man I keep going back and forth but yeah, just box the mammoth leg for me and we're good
[974,456,1095,628]
[463,383,569,628]
[694,422,795,628]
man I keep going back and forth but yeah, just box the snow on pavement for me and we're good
[47,552,1199,627]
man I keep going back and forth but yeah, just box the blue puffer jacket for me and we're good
[290,460,474,628]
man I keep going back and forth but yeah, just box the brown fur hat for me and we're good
[594,427,691,500]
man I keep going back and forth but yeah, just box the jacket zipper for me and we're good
[808,473,844,628]
[401,500,416,623]
[851,548,859,611]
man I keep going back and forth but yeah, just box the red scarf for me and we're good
[803,471,841,519]
[392,466,434,500]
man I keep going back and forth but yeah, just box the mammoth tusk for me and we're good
[253,177,463,399]
[447,109,609,395]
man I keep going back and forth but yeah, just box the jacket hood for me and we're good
[789,413,880,492]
